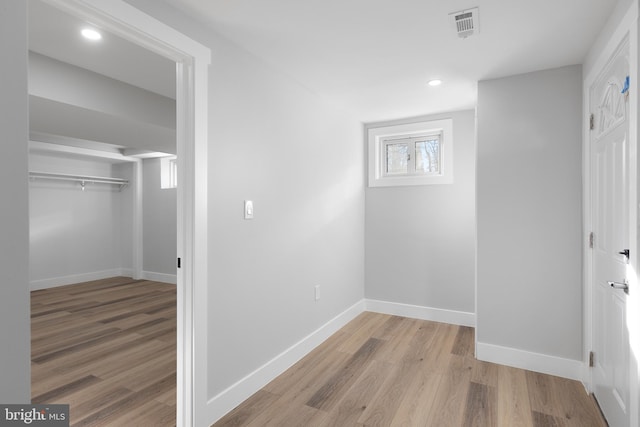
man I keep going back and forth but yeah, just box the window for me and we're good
[383,134,441,176]
[368,119,453,187]
[160,156,177,189]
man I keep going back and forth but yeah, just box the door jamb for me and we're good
[36,1,210,425]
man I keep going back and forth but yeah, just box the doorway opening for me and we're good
[26,1,210,425]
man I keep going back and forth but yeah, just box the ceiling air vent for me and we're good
[450,7,479,38]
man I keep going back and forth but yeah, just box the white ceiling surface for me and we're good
[164,0,618,123]
[29,0,176,99]
[28,0,177,157]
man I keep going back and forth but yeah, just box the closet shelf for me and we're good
[29,171,129,191]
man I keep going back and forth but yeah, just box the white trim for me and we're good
[30,269,178,290]
[205,300,366,424]
[30,268,131,290]
[142,270,177,284]
[476,342,584,382]
[584,3,639,85]
[628,14,640,427]
[364,299,475,327]
[29,140,138,163]
[40,2,210,426]
[131,159,143,280]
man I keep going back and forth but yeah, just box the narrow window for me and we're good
[161,156,177,189]
[368,118,453,187]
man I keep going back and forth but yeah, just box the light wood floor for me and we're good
[31,277,176,426]
[214,312,607,427]
[32,280,606,427]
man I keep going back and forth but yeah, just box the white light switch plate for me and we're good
[244,200,254,219]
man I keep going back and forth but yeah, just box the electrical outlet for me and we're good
[314,285,320,301]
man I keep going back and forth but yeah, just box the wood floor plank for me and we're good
[373,317,423,364]
[62,383,135,422]
[462,381,497,427]
[263,331,350,396]
[532,410,567,427]
[497,365,534,427]
[272,351,352,407]
[32,325,121,358]
[214,390,280,426]
[245,399,327,427]
[32,375,102,404]
[424,353,473,426]
[552,377,608,427]
[472,359,500,388]
[398,319,440,366]
[370,314,406,340]
[105,399,177,427]
[452,325,475,357]
[420,322,458,373]
[390,369,442,427]
[306,337,384,411]
[320,359,394,427]
[357,361,416,426]
[31,278,176,426]
[337,313,390,354]
[70,373,175,426]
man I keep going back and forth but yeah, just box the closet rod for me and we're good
[29,171,129,191]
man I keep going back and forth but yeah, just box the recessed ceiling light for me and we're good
[81,28,102,41]
[428,79,442,87]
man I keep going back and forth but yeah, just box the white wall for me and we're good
[29,153,133,289]
[476,65,583,375]
[206,32,364,399]
[114,162,135,273]
[126,0,365,412]
[29,52,176,155]
[365,110,476,323]
[142,158,176,281]
[0,1,30,403]
[29,52,175,129]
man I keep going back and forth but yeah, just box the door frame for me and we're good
[583,2,638,426]
[37,1,210,426]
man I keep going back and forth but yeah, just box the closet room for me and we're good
[27,2,181,420]
[28,0,178,289]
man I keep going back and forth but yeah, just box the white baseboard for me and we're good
[141,271,177,284]
[30,269,129,290]
[365,299,476,327]
[205,300,366,425]
[476,342,584,382]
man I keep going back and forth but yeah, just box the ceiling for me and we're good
[28,0,176,157]
[29,0,175,99]
[162,0,619,122]
[28,0,619,141]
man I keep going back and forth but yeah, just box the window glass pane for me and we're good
[160,156,178,189]
[415,139,440,173]
[386,143,408,174]
[169,158,178,188]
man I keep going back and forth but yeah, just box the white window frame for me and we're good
[161,156,178,189]
[368,118,453,187]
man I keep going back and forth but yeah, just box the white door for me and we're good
[591,36,630,427]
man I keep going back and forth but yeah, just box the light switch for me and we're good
[244,200,254,220]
